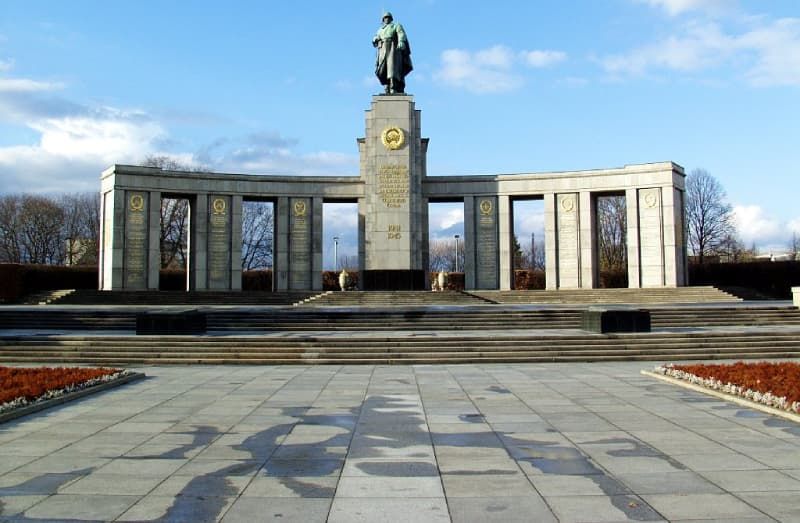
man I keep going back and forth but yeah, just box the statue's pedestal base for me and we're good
[362,270,426,291]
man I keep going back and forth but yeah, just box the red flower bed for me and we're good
[0,366,121,405]
[673,361,800,405]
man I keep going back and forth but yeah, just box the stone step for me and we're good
[2,305,799,331]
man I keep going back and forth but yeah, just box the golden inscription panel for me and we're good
[377,165,409,208]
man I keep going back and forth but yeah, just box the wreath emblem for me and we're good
[479,199,493,215]
[560,195,575,213]
[293,200,307,217]
[644,192,658,208]
[129,194,145,212]
[381,126,405,150]
[212,198,227,214]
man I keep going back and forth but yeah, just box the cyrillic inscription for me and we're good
[377,165,409,208]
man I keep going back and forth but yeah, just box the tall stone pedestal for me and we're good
[358,95,429,290]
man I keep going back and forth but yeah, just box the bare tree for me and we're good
[142,155,208,269]
[597,195,627,272]
[18,195,65,264]
[0,195,23,263]
[789,232,799,261]
[686,169,735,263]
[60,192,100,265]
[428,238,464,273]
[241,201,274,270]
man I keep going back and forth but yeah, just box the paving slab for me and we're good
[0,361,797,521]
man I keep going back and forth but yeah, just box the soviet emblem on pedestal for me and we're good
[381,126,405,150]
[293,200,307,217]
[479,199,493,215]
[561,195,575,213]
[212,198,227,215]
[129,194,145,212]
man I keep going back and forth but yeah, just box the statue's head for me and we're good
[382,12,393,23]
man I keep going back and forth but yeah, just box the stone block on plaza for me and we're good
[581,307,651,333]
[136,309,207,335]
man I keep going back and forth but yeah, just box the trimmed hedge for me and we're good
[243,270,273,291]
[514,270,546,290]
[689,261,800,299]
[0,264,97,301]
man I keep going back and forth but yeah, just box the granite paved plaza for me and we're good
[1,363,799,522]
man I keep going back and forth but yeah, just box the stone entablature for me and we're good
[99,95,687,292]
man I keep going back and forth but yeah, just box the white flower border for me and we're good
[654,364,800,414]
[0,369,134,415]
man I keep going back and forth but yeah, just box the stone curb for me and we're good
[641,370,800,424]
[0,371,146,425]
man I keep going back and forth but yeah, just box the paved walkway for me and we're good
[0,362,798,522]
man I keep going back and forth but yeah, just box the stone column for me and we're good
[312,197,323,291]
[544,193,557,290]
[357,198,366,290]
[359,94,428,290]
[497,195,512,290]
[625,188,641,288]
[463,197,476,289]
[146,192,161,290]
[121,190,151,290]
[661,187,685,287]
[469,196,500,290]
[274,196,289,291]
[190,194,208,291]
[206,194,233,290]
[100,189,126,290]
[288,197,313,290]
[230,195,243,290]
[555,193,580,288]
[638,188,665,287]
[578,191,595,289]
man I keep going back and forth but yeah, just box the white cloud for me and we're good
[601,15,800,86]
[739,18,800,87]
[32,113,164,161]
[435,45,567,94]
[601,22,734,74]
[438,208,464,230]
[637,0,731,16]
[0,59,13,72]
[788,218,800,235]
[436,46,522,94]
[0,77,64,92]
[732,204,782,245]
[521,50,567,68]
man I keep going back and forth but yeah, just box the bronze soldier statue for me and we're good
[373,12,413,94]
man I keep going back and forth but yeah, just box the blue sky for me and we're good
[1,0,798,265]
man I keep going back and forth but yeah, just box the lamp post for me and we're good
[454,234,460,273]
[531,232,535,270]
[333,236,339,272]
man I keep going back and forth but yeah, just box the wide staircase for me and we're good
[31,290,321,306]
[1,330,799,364]
[2,304,798,332]
[471,286,740,304]
[1,286,797,364]
[301,291,492,307]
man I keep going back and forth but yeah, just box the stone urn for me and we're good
[338,270,351,291]
[437,271,448,291]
